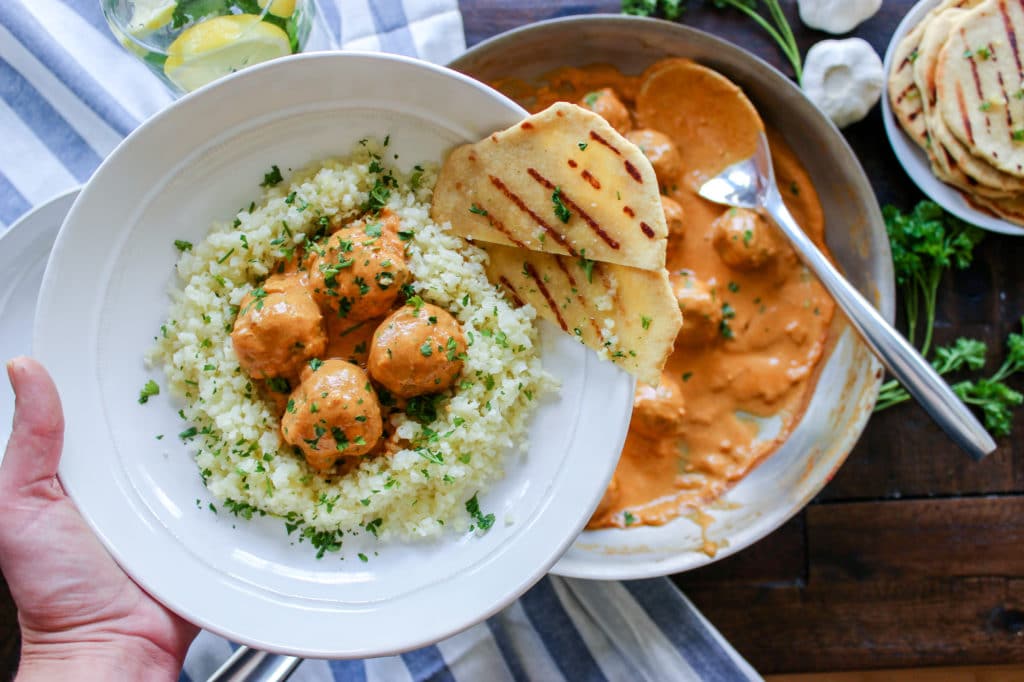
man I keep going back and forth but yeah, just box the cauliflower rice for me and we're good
[148,140,554,550]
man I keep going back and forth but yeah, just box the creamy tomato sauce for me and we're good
[494,63,837,530]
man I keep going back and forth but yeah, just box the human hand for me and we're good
[0,357,197,681]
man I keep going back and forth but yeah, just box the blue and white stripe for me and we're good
[2,1,759,679]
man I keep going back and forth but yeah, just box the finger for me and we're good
[1,356,65,489]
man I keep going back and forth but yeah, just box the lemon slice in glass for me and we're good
[258,0,296,18]
[127,0,177,35]
[164,14,291,92]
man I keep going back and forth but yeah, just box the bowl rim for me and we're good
[451,13,896,580]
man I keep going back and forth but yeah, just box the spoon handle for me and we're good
[763,188,996,460]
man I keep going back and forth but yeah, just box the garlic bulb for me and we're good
[802,38,884,128]
[798,0,882,35]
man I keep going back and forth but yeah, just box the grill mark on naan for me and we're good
[965,34,986,101]
[956,83,976,144]
[498,276,525,307]
[480,209,528,249]
[488,174,577,255]
[1002,0,1024,74]
[589,130,621,155]
[551,257,603,338]
[567,159,578,168]
[998,70,1015,134]
[526,167,620,250]
[624,160,642,183]
[896,82,919,103]
[623,206,636,217]
[581,169,601,189]
[640,222,656,238]
[523,261,568,332]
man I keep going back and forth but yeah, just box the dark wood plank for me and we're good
[674,514,806,587]
[687,575,1024,673]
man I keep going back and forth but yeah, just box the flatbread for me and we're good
[964,191,1024,225]
[937,0,1024,177]
[915,5,1024,195]
[889,0,986,151]
[482,242,681,384]
[432,102,668,271]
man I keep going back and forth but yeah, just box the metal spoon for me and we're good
[698,132,996,460]
[207,646,301,682]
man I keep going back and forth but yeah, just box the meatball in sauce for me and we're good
[281,359,383,473]
[711,207,780,271]
[231,273,327,380]
[625,129,683,189]
[307,210,409,322]
[579,87,632,134]
[368,302,467,398]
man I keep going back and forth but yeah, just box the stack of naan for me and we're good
[432,102,682,384]
[889,0,1024,225]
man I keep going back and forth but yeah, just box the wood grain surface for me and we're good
[3,0,1023,677]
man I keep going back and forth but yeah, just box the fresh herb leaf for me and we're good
[552,186,571,223]
[465,492,495,532]
[138,379,160,404]
[261,164,283,187]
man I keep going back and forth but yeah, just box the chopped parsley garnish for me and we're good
[641,315,652,330]
[173,239,193,252]
[407,295,425,313]
[398,230,415,241]
[364,222,382,237]
[1014,130,1024,142]
[980,101,993,112]
[358,553,369,562]
[552,186,571,223]
[583,91,599,108]
[976,46,992,60]
[138,379,160,404]
[578,142,588,151]
[178,426,198,440]
[728,281,740,293]
[465,493,495,532]
[742,229,753,246]
[624,510,636,526]
[469,203,488,216]
[217,248,235,264]
[577,249,595,283]
[285,191,297,205]
[261,165,283,187]
[308,358,324,371]
[682,372,693,382]
[720,302,736,339]
[419,340,433,357]
[364,177,392,213]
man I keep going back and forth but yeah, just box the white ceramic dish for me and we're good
[882,0,1024,236]
[32,53,634,657]
[0,188,79,452]
[452,16,895,580]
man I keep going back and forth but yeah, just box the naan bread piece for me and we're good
[889,0,986,151]
[482,242,681,384]
[890,20,930,149]
[937,0,1024,178]
[964,192,1024,226]
[432,102,668,271]
[634,59,763,184]
[915,5,1024,196]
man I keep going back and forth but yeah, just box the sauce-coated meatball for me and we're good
[231,274,327,379]
[368,302,467,398]
[281,359,383,473]
[672,274,723,347]
[580,88,632,135]
[307,212,409,322]
[662,196,685,243]
[631,376,686,439]
[625,129,683,188]
[711,208,779,270]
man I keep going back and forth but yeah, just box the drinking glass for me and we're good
[101,0,317,94]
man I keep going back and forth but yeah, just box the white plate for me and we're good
[882,0,1024,236]
[32,53,633,658]
[0,189,79,452]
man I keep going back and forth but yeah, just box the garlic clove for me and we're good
[801,38,884,128]
[798,0,882,35]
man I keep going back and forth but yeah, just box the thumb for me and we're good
[1,356,64,490]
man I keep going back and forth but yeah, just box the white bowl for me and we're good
[451,16,894,580]
[32,52,634,657]
[882,0,1024,236]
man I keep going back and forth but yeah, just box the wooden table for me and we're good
[460,0,1024,675]
[3,0,1023,677]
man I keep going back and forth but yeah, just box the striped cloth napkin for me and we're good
[0,1,761,680]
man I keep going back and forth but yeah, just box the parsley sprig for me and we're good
[873,202,1024,437]
[622,0,803,83]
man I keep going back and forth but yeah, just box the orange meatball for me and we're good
[625,129,683,189]
[231,274,327,379]
[672,273,723,347]
[307,214,409,322]
[368,302,467,398]
[631,376,686,438]
[661,195,685,242]
[281,359,383,473]
[712,207,779,270]
[579,88,632,134]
